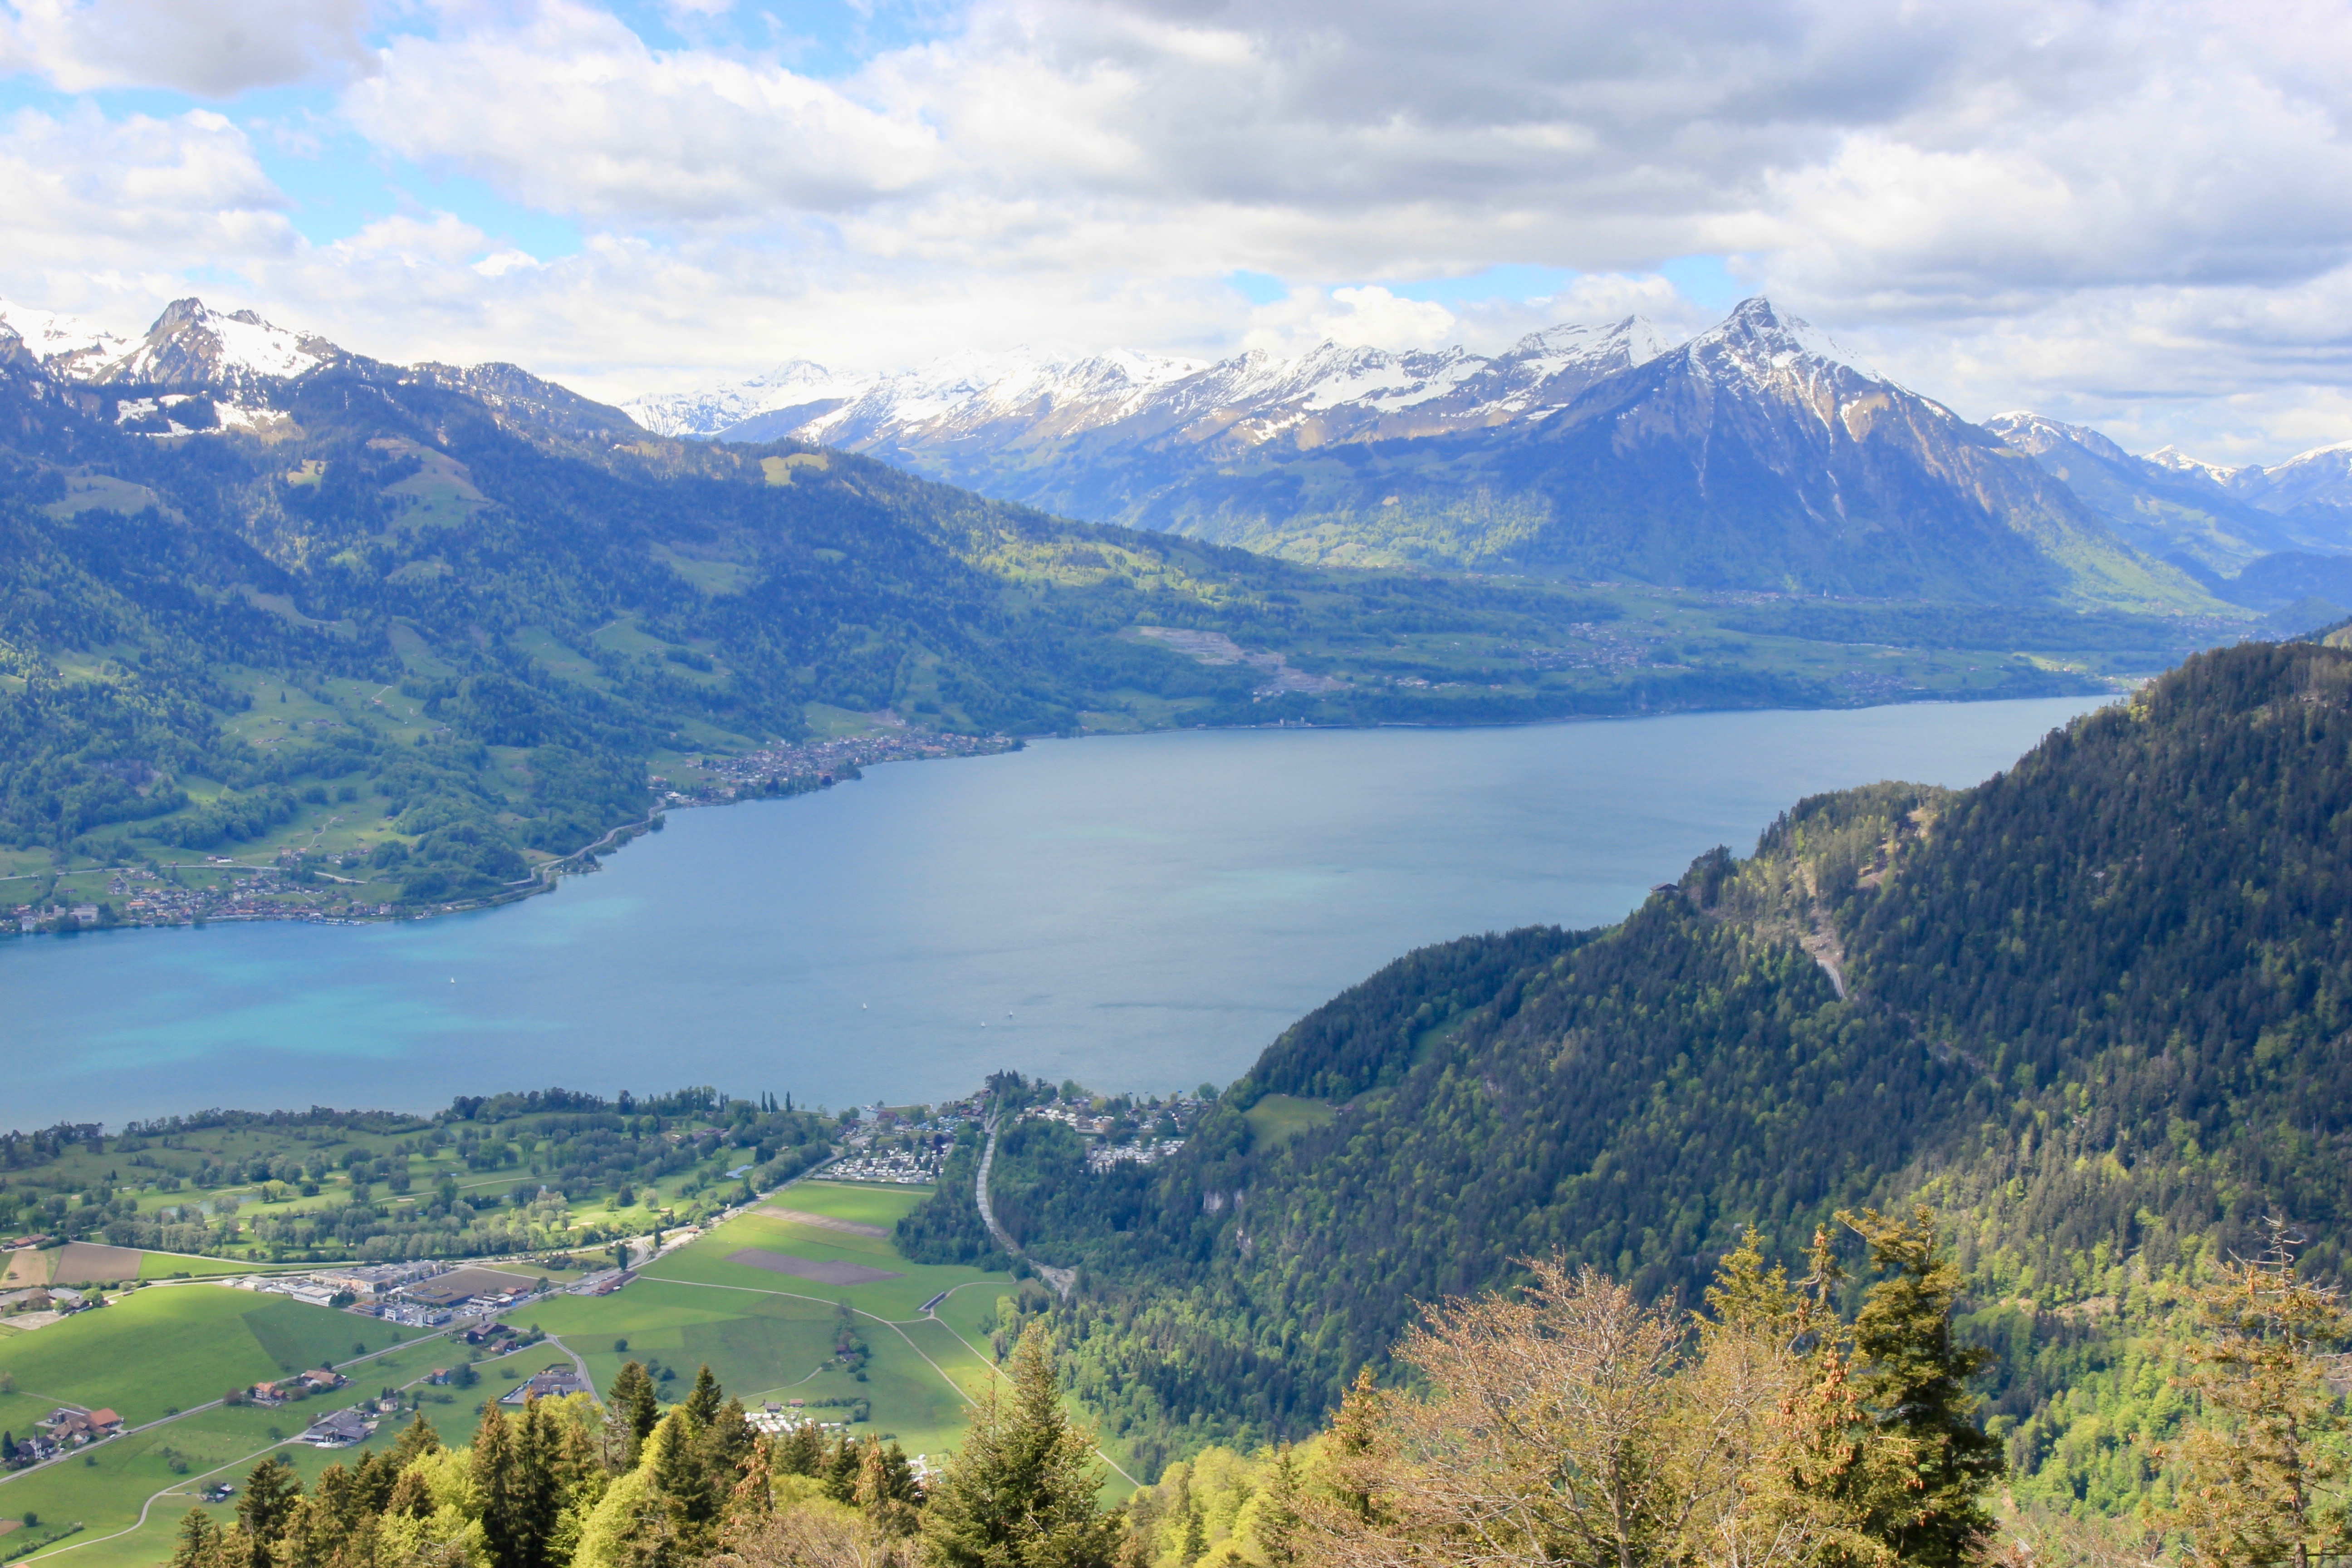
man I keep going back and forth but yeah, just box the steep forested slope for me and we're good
[907,640,2352,1486]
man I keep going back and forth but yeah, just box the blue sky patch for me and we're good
[1661,255,1742,311]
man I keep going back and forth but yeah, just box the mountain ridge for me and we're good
[631,300,2236,610]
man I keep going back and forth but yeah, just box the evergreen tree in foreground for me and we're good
[609,1360,661,1469]
[1841,1206,2004,1568]
[924,1325,1123,1568]
[234,1456,303,1568]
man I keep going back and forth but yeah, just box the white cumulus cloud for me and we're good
[5,0,2352,459]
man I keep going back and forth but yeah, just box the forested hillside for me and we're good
[906,639,2352,1501]
[0,338,2184,915]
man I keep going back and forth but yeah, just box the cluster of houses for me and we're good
[1027,1093,1198,1171]
[824,1148,942,1184]
[745,1401,853,1437]
[1083,1137,1189,1173]
[284,1387,406,1448]
[19,1406,124,1464]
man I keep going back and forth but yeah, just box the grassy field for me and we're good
[0,1284,416,1432]
[2,1325,554,1568]
[1242,1094,1335,1145]
[532,1181,1014,1465]
[3,1176,1137,1568]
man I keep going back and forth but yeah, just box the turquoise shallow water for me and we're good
[0,698,2102,1128]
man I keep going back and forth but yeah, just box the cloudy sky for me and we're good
[2,0,2348,461]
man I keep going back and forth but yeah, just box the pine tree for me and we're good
[922,1325,1122,1568]
[724,1435,775,1527]
[684,1364,724,1427]
[774,1420,826,1477]
[171,1508,222,1568]
[648,1407,719,1546]
[390,1412,441,1469]
[825,1433,864,1504]
[608,1360,661,1469]
[520,1397,567,1568]
[857,1436,919,1538]
[1178,1486,1207,1567]
[1253,1448,1303,1568]
[1839,1206,2002,1568]
[701,1396,756,1487]
[475,1401,531,1568]
[384,1468,435,1520]
[235,1456,303,1568]
[350,1449,398,1516]
[1318,1367,1392,1528]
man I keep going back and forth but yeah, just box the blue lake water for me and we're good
[0,697,2104,1128]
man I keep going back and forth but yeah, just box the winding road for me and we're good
[974,1116,1074,1298]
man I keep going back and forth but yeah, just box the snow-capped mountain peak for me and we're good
[98,298,343,391]
[625,360,867,438]
[2228,438,2352,517]
[1689,297,1874,380]
[0,296,343,392]
[627,313,1675,462]
[1505,317,1670,375]
[1983,411,2136,466]
[2143,445,2246,484]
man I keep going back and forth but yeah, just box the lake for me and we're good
[0,697,2103,1128]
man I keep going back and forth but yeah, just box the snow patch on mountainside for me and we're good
[1984,411,2138,465]
[627,313,1673,463]
[2141,440,2352,518]
[96,299,337,389]
[2144,445,2246,484]
[626,360,866,437]
[0,298,133,376]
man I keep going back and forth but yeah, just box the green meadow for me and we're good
[0,1176,1147,1568]
[0,1289,470,1568]
[535,1181,1017,1464]
[0,1285,414,1431]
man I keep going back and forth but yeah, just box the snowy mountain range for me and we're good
[626,306,2350,601]
[0,295,628,445]
[624,318,1670,466]
[0,296,336,392]
[9,289,2349,612]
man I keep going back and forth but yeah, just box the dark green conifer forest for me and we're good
[901,639,2352,1511]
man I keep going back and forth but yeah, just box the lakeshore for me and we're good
[0,696,2102,1130]
[1,728,1022,937]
